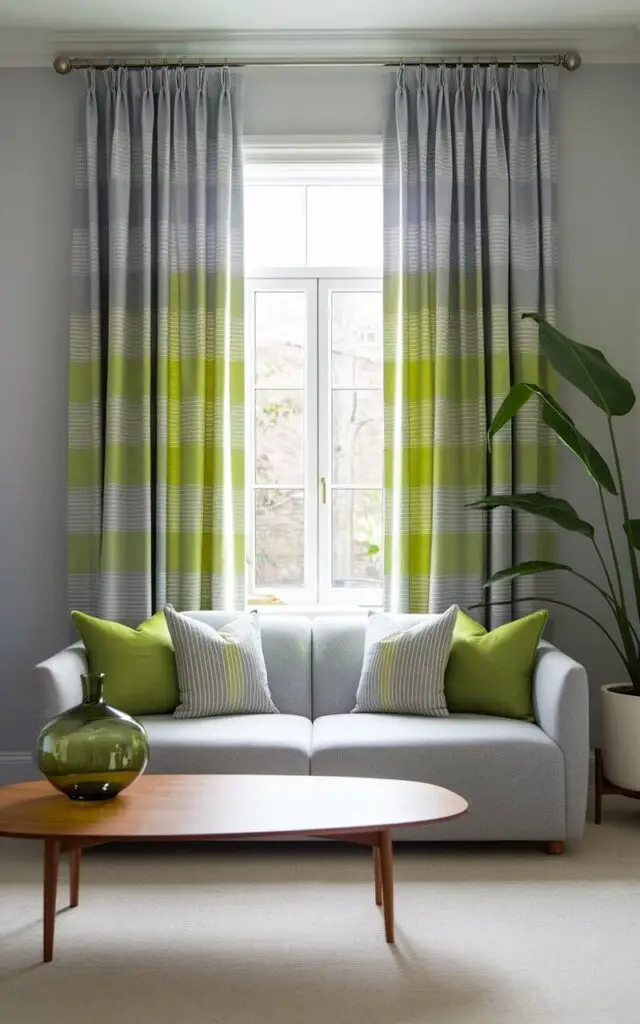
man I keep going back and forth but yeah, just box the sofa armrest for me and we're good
[532,640,589,840]
[34,644,88,740]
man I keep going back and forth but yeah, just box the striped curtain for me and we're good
[383,65,557,619]
[68,67,245,623]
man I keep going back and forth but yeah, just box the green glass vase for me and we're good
[37,672,149,801]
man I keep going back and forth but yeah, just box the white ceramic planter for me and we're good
[601,683,640,791]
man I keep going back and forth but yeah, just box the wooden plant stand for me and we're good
[594,747,640,824]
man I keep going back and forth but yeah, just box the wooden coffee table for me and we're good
[0,774,467,962]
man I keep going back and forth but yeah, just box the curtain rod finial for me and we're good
[53,55,73,75]
[563,52,581,71]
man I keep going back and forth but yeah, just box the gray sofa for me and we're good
[35,612,590,844]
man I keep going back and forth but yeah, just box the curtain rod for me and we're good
[53,52,582,75]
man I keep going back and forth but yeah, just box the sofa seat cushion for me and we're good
[310,713,566,841]
[139,714,311,775]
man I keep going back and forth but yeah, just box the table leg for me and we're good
[373,846,383,906]
[43,839,60,963]
[595,747,603,825]
[69,847,81,908]
[379,829,394,943]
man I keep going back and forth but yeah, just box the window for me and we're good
[244,148,383,606]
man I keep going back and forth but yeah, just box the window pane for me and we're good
[255,292,306,388]
[331,290,382,387]
[332,489,383,589]
[255,390,303,486]
[332,390,383,486]
[245,185,306,267]
[255,489,305,587]
[307,186,382,267]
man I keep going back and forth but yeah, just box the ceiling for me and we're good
[0,0,638,33]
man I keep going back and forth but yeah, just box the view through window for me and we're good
[244,156,383,606]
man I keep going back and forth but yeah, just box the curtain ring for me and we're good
[470,57,480,90]
[508,60,518,93]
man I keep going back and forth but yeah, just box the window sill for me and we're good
[247,604,380,617]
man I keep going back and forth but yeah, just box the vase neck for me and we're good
[81,673,105,704]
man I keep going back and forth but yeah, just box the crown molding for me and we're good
[1,27,640,68]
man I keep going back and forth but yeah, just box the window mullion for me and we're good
[304,277,319,605]
[317,278,332,604]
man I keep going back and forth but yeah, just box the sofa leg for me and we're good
[545,841,565,855]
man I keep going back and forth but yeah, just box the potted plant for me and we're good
[471,313,640,790]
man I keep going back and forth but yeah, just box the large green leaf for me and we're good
[624,519,640,551]
[488,383,534,441]
[488,382,617,494]
[523,313,636,416]
[484,560,575,588]
[469,492,595,538]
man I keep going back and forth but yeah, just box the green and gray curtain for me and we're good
[383,64,557,620]
[69,67,244,623]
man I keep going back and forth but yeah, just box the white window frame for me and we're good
[317,277,383,608]
[245,275,319,606]
[244,147,383,609]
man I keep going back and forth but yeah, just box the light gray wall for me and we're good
[0,64,638,759]
[0,70,81,761]
[555,65,640,742]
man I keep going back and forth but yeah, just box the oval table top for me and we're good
[0,775,468,841]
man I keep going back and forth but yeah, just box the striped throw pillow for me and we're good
[352,606,459,716]
[164,607,278,718]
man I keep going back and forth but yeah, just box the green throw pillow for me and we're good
[444,609,548,720]
[71,610,179,716]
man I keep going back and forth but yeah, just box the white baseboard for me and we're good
[0,752,36,784]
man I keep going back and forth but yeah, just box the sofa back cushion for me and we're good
[311,615,442,717]
[184,612,312,718]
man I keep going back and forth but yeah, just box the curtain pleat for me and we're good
[68,67,245,623]
[383,65,557,620]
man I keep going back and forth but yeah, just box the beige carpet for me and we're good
[1,798,639,1024]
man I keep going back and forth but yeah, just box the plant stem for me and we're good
[589,534,638,657]
[563,565,620,613]
[608,416,640,618]
[471,596,629,672]
[594,490,625,608]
